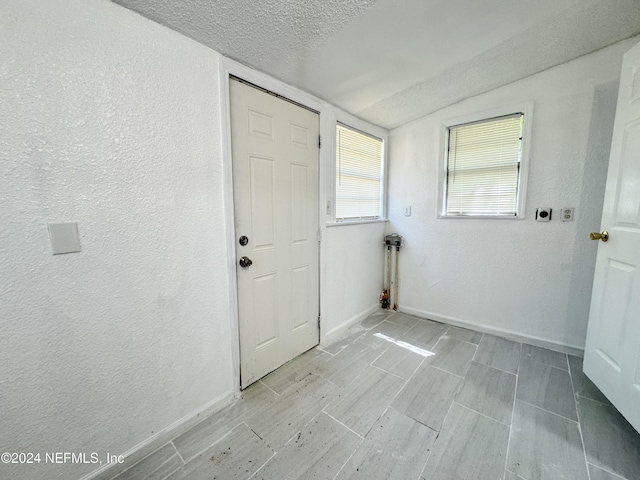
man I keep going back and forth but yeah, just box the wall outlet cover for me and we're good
[535,207,552,222]
[561,207,574,222]
[48,222,81,254]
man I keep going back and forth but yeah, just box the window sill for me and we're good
[438,214,524,220]
[327,219,389,227]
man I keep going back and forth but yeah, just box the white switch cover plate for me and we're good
[535,207,552,222]
[48,222,81,255]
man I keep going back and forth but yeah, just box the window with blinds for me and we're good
[444,113,524,217]
[335,124,384,221]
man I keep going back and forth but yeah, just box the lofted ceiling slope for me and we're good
[112,0,640,129]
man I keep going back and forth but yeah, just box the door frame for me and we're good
[219,57,330,390]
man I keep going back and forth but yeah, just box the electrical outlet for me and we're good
[326,200,332,215]
[404,205,411,217]
[561,207,574,222]
[535,207,552,222]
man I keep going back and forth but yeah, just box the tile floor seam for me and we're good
[576,392,612,408]
[459,353,475,378]
[471,340,480,363]
[170,441,186,465]
[578,394,620,410]
[452,401,512,427]
[119,312,639,480]
[283,410,352,449]
[428,363,466,380]
[258,379,280,397]
[586,462,628,480]
[178,420,246,464]
[154,456,184,480]
[330,435,366,480]
[505,468,529,480]
[472,361,518,377]
[110,442,176,480]
[369,345,389,368]
[316,346,337,356]
[470,361,518,378]
[516,398,581,423]
[405,414,440,434]
[246,451,277,480]
[370,363,406,380]
[442,327,483,347]
[322,410,366,439]
[385,318,415,328]
[431,335,445,350]
[386,356,427,408]
[417,440,435,480]
[503,356,519,479]
[566,353,592,480]
[418,392,459,479]
[521,357,571,373]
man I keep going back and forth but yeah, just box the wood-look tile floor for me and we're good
[111,311,640,480]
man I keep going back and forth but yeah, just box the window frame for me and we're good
[437,103,533,220]
[330,114,388,225]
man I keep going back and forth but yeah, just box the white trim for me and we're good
[218,56,242,393]
[219,56,329,388]
[333,110,390,223]
[399,305,584,357]
[218,56,389,388]
[436,102,534,220]
[320,303,381,344]
[82,390,235,480]
[326,219,389,227]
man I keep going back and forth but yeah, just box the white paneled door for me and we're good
[230,79,320,389]
[584,41,640,433]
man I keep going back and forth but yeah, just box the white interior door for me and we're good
[584,41,640,433]
[230,78,320,389]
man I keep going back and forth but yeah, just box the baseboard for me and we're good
[399,305,585,358]
[321,304,381,346]
[82,389,237,480]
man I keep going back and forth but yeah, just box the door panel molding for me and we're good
[584,40,640,433]
[231,78,320,389]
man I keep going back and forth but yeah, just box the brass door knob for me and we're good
[590,231,609,242]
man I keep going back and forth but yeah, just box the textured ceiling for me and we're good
[112,0,640,129]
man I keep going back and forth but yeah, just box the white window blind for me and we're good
[445,113,524,216]
[335,124,383,220]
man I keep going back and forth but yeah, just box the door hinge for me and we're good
[317,228,322,242]
[318,315,321,328]
[318,135,321,148]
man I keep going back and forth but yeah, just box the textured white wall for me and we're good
[387,38,638,350]
[321,222,386,341]
[0,1,234,478]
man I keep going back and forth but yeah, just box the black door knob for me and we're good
[239,236,249,246]
[239,256,253,268]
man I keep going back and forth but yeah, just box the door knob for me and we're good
[590,231,609,242]
[239,256,253,268]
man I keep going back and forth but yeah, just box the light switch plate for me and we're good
[48,222,81,255]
